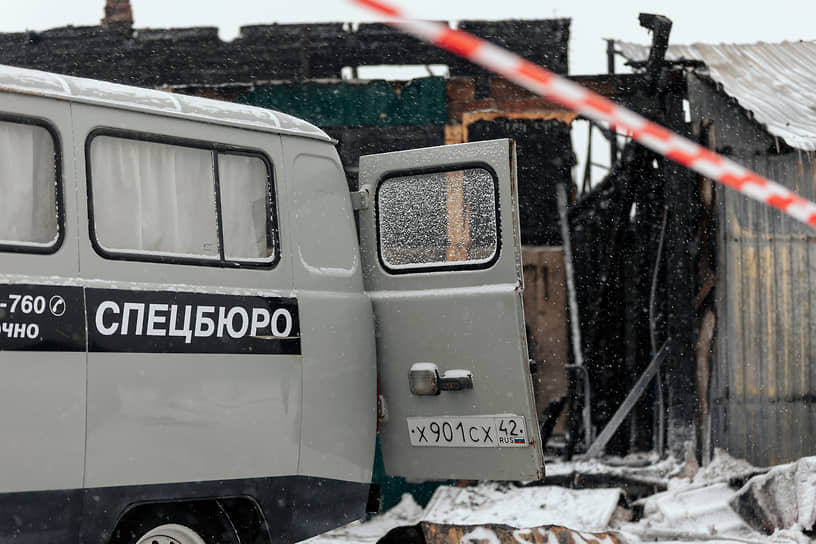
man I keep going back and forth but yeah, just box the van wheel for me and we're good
[135,523,208,544]
[112,502,239,544]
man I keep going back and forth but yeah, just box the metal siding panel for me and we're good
[798,403,810,459]
[738,193,755,460]
[744,402,758,462]
[761,241,774,403]
[716,153,816,465]
[744,242,760,401]
[734,194,752,460]
[729,236,745,400]
[810,403,816,461]
[712,184,730,454]
[775,242,791,403]
[809,235,816,405]
[791,241,808,402]
[757,232,772,463]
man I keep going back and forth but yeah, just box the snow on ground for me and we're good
[423,482,622,530]
[303,450,816,544]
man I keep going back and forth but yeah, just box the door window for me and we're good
[376,167,498,272]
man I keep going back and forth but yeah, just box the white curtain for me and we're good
[90,136,219,259]
[218,153,273,262]
[0,121,57,246]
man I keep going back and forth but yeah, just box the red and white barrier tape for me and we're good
[352,0,816,229]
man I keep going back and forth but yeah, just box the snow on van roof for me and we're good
[0,64,331,142]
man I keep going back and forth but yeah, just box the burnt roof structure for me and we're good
[616,38,816,465]
[0,19,569,88]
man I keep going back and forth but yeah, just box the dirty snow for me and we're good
[302,450,816,544]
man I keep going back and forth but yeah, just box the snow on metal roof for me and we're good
[616,40,816,151]
[0,64,330,142]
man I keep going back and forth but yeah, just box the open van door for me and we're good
[358,139,544,481]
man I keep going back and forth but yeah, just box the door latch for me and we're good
[409,363,473,395]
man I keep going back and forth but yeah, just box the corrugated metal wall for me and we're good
[687,74,816,466]
[715,152,816,465]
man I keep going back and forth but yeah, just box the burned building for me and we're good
[617,40,816,466]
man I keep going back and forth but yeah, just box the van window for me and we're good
[90,136,219,260]
[0,119,59,250]
[377,167,498,272]
[88,134,277,267]
[218,153,275,262]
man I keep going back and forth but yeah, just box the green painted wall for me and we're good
[238,77,447,127]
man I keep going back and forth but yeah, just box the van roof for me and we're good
[0,64,331,142]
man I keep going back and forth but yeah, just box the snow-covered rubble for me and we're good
[631,482,753,538]
[422,482,622,531]
[730,457,816,535]
[302,450,816,544]
[625,450,761,539]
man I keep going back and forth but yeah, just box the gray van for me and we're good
[0,63,543,544]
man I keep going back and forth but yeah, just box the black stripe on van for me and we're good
[0,476,370,543]
[0,285,85,351]
[85,288,301,355]
[0,285,301,355]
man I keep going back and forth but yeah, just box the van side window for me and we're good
[218,153,276,262]
[0,119,60,251]
[377,167,499,273]
[90,136,220,260]
[88,133,278,267]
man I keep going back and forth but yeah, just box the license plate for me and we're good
[407,415,529,447]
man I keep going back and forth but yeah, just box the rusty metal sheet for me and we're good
[419,523,626,544]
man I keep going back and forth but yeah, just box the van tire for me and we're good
[111,502,240,544]
[134,523,208,544]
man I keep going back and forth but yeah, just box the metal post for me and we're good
[605,40,619,165]
[556,183,592,450]
[606,39,616,75]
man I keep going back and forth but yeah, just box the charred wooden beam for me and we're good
[0,19,569,87]
[660,81,699,460]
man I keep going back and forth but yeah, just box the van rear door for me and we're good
[358,139,544,481]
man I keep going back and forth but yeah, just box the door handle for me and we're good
[409,363,473,395]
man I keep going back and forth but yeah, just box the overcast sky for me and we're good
[2,0,816,75]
